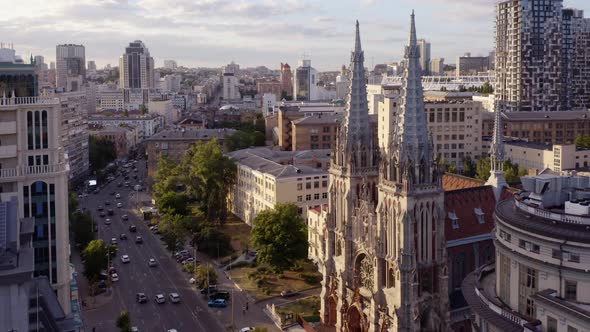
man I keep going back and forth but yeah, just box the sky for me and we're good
[1,0,589,71]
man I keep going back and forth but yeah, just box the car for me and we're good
[117,202,123,208]
[174,250,190,258]
[97,206,103,211]
[176,254,191,263]
[131,327,139,332]
[99,211,106,218]
[122,214,129,221]
[120,233,127,240]
[148,258,157,267]
[110,273,119,282]
[121,255,130,263]
[207,299,227,307]
[104,201,111,206]
[169,293,180,303]
[133,175,138,179]
[200,285,217,294]
[129,225,137,232]
[136,293,147,303]
[104,218,112,225]
[124,182,130,187]
[150,225,158,231]
[107,209,114,216]
[135,236,143,244]
[117,183,123,188]
[189,277,196,284]
[115,193,121,199]
[99,272,109,280]
[108,266,117,274]
[280,289,297,297]
[181,257,195,265]
[155,294,166,304]
[111,238,117,245]
[239,328,254,332]
[166,330,178,332]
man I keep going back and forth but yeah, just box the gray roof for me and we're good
[291,113,344,125]
[505,139,553,151]
[229,148,328,178]
[503,110,590,121]
[147,128,236,141]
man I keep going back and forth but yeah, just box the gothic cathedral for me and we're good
[319,13,450,332]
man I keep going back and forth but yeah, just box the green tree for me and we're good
[70,211,95,249]
[462,156,477,177]
[251,203,308,273]
[575,134,590,148]
[89,136,117,173]
[123,109,129,117]
[159,214,190,254]
[69,192,79,215]
[192,221,231,257]
[140,104,148,115]
[476,157,491,180]
[153,155,183,201]
[157,192,189,216]
[183,139,236,223]
[116,311,131,332]
[194,264,218,289]
[82,239,109,283]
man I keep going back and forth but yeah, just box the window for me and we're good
[297,183,302,190]
[322,180,328,187]
[474,208,485,224]
[448,212,459,229]
[314,193,320,200]
[547,316,557,332]
[314,181,319,188]
[568,326,579,332]
[306,182,311,189]
[297,196,303,202]
[565,280,577,301]
[306,194,311,201]
[322,193,327,199]
[500,230,511,242]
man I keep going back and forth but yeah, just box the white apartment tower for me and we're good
[320,14,449,331]
[222,62,240,100]
[119,40,155,89]
[417,39,430,75]
[55,44,85,92]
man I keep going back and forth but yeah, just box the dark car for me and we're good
[200,285,217,295]
[107,209,114,216]
[129,225,137,232]
[280,289,298,297]
[117,183,123,187]
[97,206,103,211]
[136,293,148,303]
[207,299,227,308]
[104,201,111,206]
[122,214,129,221]
[135,236,143,244]
[98,280,107,289]
[99,211,106,218]
[120,233,127,240]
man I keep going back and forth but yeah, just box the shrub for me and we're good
[291,262,304,272]
[300,272,321,285]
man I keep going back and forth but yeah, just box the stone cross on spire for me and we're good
[486,100,507,202]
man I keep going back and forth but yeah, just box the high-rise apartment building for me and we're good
[293,58,318,101]
[280,63,293,98]
[495,0,590,112]
[456,53,490,76]
[430,57,444,76]
[222,62,240,100]
[0,48,71,314]
[87,60,96,72]
[55,44,85,92]
[163,59,177,70]
[119,40,155,89]
[417,38,431,75]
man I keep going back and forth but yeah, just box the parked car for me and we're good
[169,293,180,303]
[239,328,254,332]
[135,236,143,244]
[207,299,227,308]
[131,327,138,332]
[148,258,157,267]
[181,257,195,265]
[280,289,298,297]
[174,250,190,258]
[108,266,117,274]
[110,273,119,282]
[136,293,147,303]
[200,285,217,294]
[122,214,129,221]
[210,291,230,300]
[155,294,166,304]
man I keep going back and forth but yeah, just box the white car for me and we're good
[239,328,254,332]
[111,273,119,282]
[131,327,139,332]
[115,193,121,199]
[104,218,112,225]
[167,330,178,332]
[155,294,166,304]
[111,238,117,245]
[169,293,180,303]
[148,258,157,267]
[121,255,130,263]
[117,202,123,208]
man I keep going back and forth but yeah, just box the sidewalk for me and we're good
[71,245,113,312]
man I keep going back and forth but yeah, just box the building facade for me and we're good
[58,91,90,182]
[456,54,490,76]
[293,59,318,101]
[89,126,137,158]
[417,39,431,75]
[119,40,155,89]
[88,114,162,140]
[280,62,293,98]
[55,44,85,92]
[319,17,449,331]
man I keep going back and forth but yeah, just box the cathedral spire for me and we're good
[486,100,507,201]
[409,10,417,46]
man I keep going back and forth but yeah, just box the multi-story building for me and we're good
[228,147,330,225]
[570,9,590,110]
[163,59,177,70]
[0,52,71,313]
[58,91,89,182]
[256,79,282,97]
[495,0,590,112]
[464,172,590,332]
[280,62,293,97]
[430,57,444,76]
[504,140,590,172]
[319,17,449,331]
[38,68,56,90]
[145,128,236,184]
[89,125,138,158]
[161,74,181,92]
[222,62,240,100]
[119,40,155,89]
[293,58,318,101]
[291,113,344,151]
[481,110,590,145]
[88,113,162,140]
[34,55,47,70]
[417,38,431,75]
[456,53,490,76]
[148,99,179,125]
[335,65,350,100]
[55,44,85,92]
[87,60,96,72]
[262,93,277,116]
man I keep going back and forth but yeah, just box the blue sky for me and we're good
[1,0,589,71]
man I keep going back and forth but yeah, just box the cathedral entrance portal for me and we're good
[346,306,367,332]
[326,296,337,326]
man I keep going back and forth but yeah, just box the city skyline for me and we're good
[3,0,589,71]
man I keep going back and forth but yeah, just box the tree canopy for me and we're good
[157,192,189,216]
[70,211,95,249]
[116,311,131,332]
[82,239,109,282]
[89,136,117,173]
[575,134,590,149]
[475,157,527,183]
[251,203,308,273]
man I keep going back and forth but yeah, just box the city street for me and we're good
[76,159,278,332]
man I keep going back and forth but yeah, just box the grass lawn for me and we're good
[276,296,321,322]
[228,261,322,300]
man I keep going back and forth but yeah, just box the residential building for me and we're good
[34,55,47,70]
[495,0,590,112]
[162,74,181,92]
[87,60,96,72]
[456,53,490,76]
[58,91,90,182]
[280,62,293,97]
[55,44,85,92]
[88,114,162,140]
[417,38,431,75]
[145,128,236,184]
[148,99,179,125]
[0,51,71,313]
[0,198,78,332]
[89,125,137,157]
[504,140,590,172]
[163,59,177,70]
[291,113,344,151]
[228,147,330,225]
[256,79,281,97]
[222,62,240,100]
[38,68,56,90]
[335,65,349,100]
[430,57,444,76]
[293,58,318,101]
[261,93,277,116]
[463,173,590,332]
[481,110,590,145]
[319,17,449,331]
[119,40,155,89]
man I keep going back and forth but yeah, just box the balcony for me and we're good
[0,163,68,181]
[0,145,17,158]
[0,96,60,108]
[0,121,16,135]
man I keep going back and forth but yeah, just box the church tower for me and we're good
[320,13,450,332]
[485,101,507,202]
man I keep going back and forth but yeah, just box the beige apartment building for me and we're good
[228,147,330,225]
[504,140,590,173]
[291,114,343,150]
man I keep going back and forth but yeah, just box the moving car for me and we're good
[104,218,112,225]
[120,233,127,240]
[136,293,147,303]
[207,299,227,308]
[131,327,138,332]
[148,258,157,267]
[99,211,106,218]
[97,206,103,211]
[169,293,181,303]
[107,209,114,216]
[115,193,121,199]
[239,328,254,332]
[135,236,143,244]
[129,225,137,232]
[110,273,119,282]
[155,294,166,304]
[280,289,297,297]
[111,238,117,245]
[122,214,128,221]
[104,201,111,206]
[121,255,130,263]
[117,202,123,208]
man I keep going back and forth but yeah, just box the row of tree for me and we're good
[443,156,527,183]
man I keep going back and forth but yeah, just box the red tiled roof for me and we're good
[442,173,485,192]
[444,186,496,241]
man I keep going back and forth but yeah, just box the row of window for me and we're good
[297,180,328,190]
[501,231,583,264]
[297,192,328,202]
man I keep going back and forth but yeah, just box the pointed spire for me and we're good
[409,10,417,47]
[355,20,362,53]
[486,100,507,202]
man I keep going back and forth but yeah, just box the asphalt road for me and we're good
[79,160,227,332]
